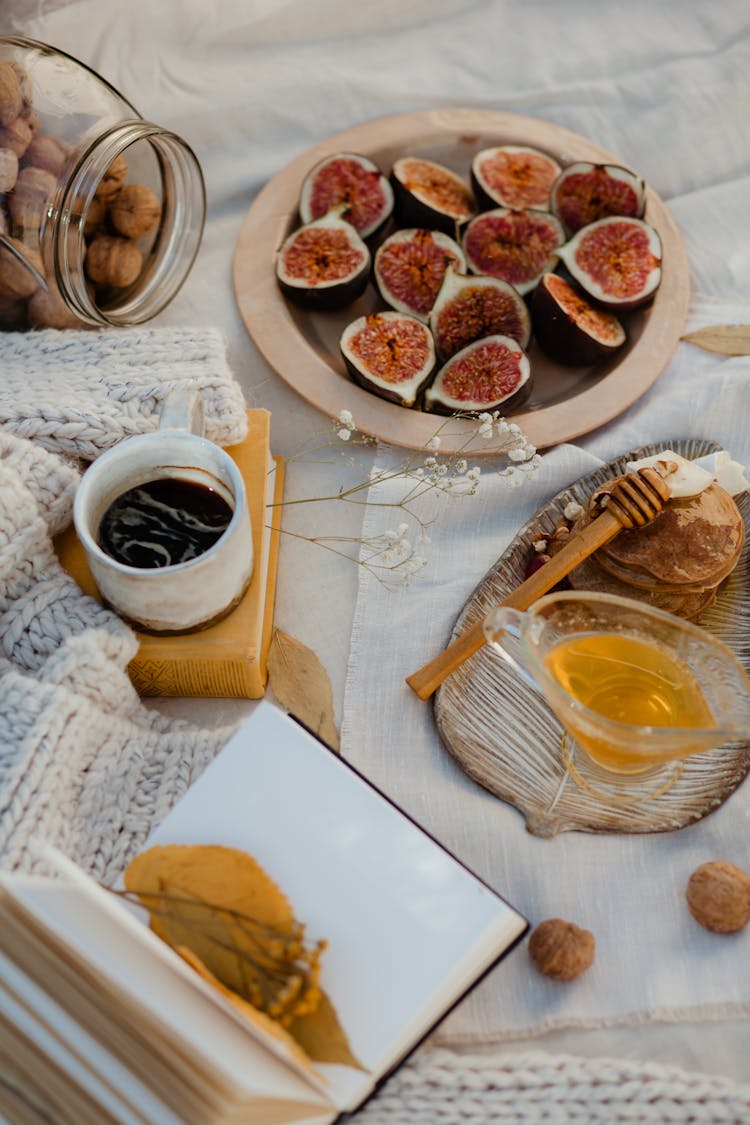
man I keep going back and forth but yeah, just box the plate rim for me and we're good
[233,107,691,454]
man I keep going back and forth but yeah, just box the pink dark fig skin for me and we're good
[276,212,371,311]
[550,162,646,236]
[471,145,562,212]
[390,156,477,236]
[374,228,466,322]
[557,216,662,311]
[299,152,394,240]
[424,334,532,416]
[340,310,436,408]
[531,272,626,366]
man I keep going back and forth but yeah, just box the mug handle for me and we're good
[483,605,540,693]
[157,386,205,436]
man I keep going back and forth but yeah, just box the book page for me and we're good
[0,878,334,1125]
[141,701,528,1111]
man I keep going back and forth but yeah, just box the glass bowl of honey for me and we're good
[484,591,750,782]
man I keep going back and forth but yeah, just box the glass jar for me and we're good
[0,36,205,329]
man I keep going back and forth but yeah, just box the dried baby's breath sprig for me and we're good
[108,886,325,1027]
[269,408,541,587]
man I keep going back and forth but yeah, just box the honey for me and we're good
[543,632,714,773]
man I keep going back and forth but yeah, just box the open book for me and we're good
[0,702,527,1124]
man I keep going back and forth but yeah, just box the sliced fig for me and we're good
[551,162,646,235]
[390,157,476,235]
[471,145,561,212]
[424,334,531,415]
[276,211,370,310]
[373,228,466,322]
[299,152,394,239]
[430,264,531,358]
[531,272,626,365]
[462,207,565,295]
[557,216,662,310]
[340,311,436,407]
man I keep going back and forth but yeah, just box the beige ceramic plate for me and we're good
[234,108,690,454]
[434,439,750,837]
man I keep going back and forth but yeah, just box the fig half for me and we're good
[340,311,436,407]
[550,162,646,235]
[424,334,531,415]
[299,152,394,239]
[430,264,531,358]
[531,272,626,365]
[373,228,466,322]
[390,157,476,235]
[471,145,562,211]
[462,208,565,295]
[557,216,662,310]
[276,211,370,310]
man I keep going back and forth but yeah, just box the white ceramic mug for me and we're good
[73,387,253,633]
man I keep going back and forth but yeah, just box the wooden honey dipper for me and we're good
[405,466,672,701]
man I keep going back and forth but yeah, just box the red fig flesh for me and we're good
[462,208,565,295]
[531,272,626,365]
[374,228,466,322]
[551,162,646,235]
[340,311,436,407]
[299,152,394,239]
[424,334,531,414]
[276,212,370,310]
[390,157,476,235]
[430,264,531,358]
[557,216,662,310]
[471,145,561,211]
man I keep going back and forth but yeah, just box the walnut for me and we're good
[0,62,23,127]
[0,292,28,329]
[19,106,40,139]
[0,147,18,193]
[0,237,43,299]
[95,153,128,200]
[23,134,70,177]
[85,233,142,287]
[109,183,161,240]
[528,917,595,981]
[686,861,750,933]
[28,284,81,329]
[0,115,33,158]
[8,165,57,230]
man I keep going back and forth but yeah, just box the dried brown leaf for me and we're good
[267,629,340,751]
[287,988,366,1071]
[681,324,750,356]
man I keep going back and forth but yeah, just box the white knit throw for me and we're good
[0,327,248,460]
[358,1047,750,1123]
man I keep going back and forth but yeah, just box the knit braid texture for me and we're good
[358,1047,750,1123]
[0,326,248,459]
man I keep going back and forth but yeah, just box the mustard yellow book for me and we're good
[55,409,284,700]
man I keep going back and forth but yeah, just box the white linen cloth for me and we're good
[342,297,750,1042]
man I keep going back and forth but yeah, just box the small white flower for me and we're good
[467,466,481,481]
[478,420,494,439]
[397,522,409,536]
[508,447,528,462]
[454,458,468,475]
[508,423,521,435]
[337,409,355,429]
[337,428,351,441]
[426,435,442,450]
[423,455,437,468]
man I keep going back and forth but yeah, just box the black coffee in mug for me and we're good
[97,477,234,569]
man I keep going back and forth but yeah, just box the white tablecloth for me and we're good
[6,0,750,1088]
